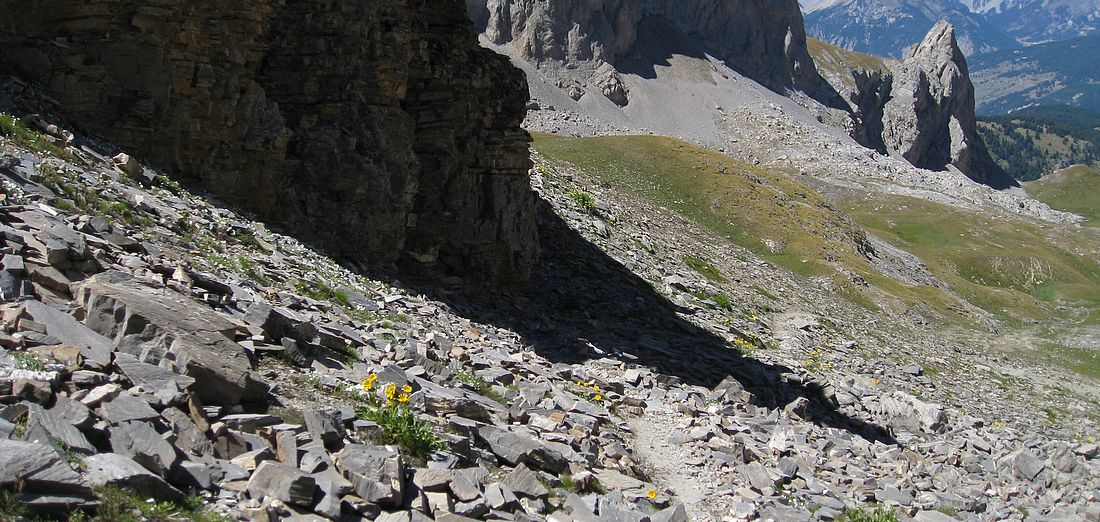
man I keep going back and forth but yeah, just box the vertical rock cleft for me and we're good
[0,0,538,285]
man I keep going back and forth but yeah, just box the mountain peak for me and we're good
[910,20,964,62]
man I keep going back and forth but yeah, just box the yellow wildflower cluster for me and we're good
[804,348,833,372]
[382,383,414,407]
[733,337,755,354]
[361,374,414,408]
[576,380,603,402]
[646,490,657,500]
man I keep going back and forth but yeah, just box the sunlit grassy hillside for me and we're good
[534,134,1100,335]
[1026,164,1100,226]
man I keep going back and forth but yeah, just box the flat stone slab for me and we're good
[21,300,112,367]
[83,453,183,501]
[76,270,269,405]
[0,439,90,494]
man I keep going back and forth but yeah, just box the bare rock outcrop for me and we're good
[468,0,833,103]
[0,0,538,285]
[881,21,1016,188]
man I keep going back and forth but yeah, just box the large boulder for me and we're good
[76,271,269,405]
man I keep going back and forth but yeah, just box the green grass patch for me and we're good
[684,255,727,283]
[1025,164,1100,225]
[569,190,599,214]
[0,113,69,158]
[533,134,870,280]
[356,404,442,459]
[294,279,350,307]
[13,351,43,371]
[837,505,899,522]
[845,194,1100,325]
[453,369,506,404]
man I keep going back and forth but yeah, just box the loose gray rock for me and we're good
[83,453,183,501]
[246,460,317,507]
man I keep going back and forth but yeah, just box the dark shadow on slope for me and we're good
[614,16,709,81]
[615,16,851,114]
[409,198,899,445]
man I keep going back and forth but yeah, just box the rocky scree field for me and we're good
[0,87,1099,522]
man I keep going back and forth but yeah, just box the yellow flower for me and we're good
[593,385,600,392]
[362,373,378,391]
[402,384,413,394]
[384,383,397,399]
[647,490,657,500]
[397,393,409,403]
[593,394,603,402]
[1088,436,1096,443]
[577,380,584,387]
[385,401,393,408]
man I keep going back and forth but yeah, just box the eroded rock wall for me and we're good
[0,0,538,284]
[468,0,829,96]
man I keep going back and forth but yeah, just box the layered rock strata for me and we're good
[468,0,833,100]
[0,0,538,284]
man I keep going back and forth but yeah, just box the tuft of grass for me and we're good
[837,505,899,522]
[0,490,28,519]
[294,279,350,307]
[569,190,599,214]
[558,475,607,495]
[684,255,728,283]
[453,369,506,404]
[153,174,186,196]
[356,405,442,459]
[0,113,68,158]
[232,230,265,251]
[13,351,44,372]
[61,486,231,522]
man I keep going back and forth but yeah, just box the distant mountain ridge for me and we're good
[960,0,1100,44]
[969,34,1100,114]
[800,0,1100,57]
[800,0,1019,57]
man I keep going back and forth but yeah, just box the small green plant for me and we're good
[13,351,44,371]
[355,376,442,459]
[569,190,598,214]
[12,412,28,439]
[0,490,27,519]
[837,505,899,522]
[752,285,778,300]
[294,279,350,307]
[691,290,733,311]
[153,174,185,195]
[558,475,607,495]
[684,255,728,283]
[453,369,505,404]
[232,230,264,251]
[0,113,68,158]
[83,486,230,522]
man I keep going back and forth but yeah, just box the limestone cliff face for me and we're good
[881,22,1015,188]
[468,0,828,97]
[0,0,538,284]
